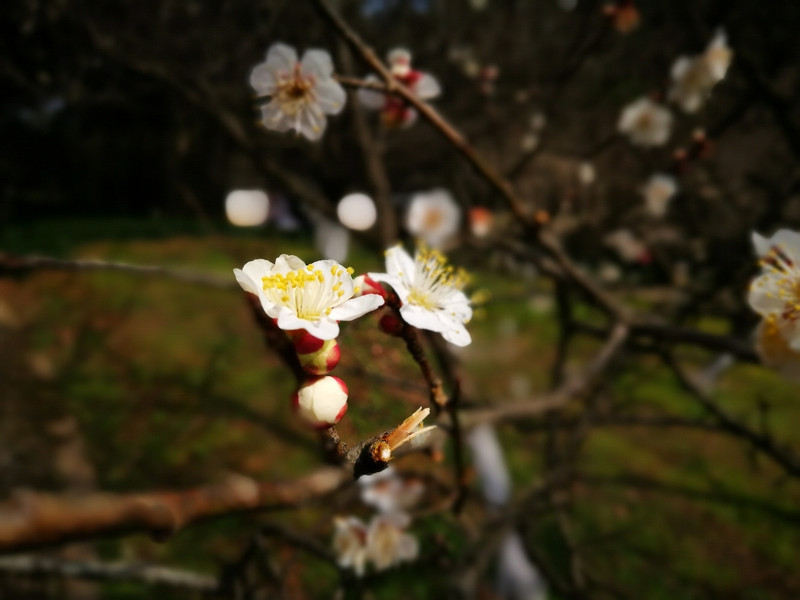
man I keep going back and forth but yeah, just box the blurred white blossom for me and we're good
[496,532,549,600]
[332,516,369,576]
[669,29,733,113]
[250,43,345,140]
[641,173,678,218]
[358,467,424,514]
[749,230,800,352]
[405,189,462,248]
[618,97,673,147]
[366,512,419,571]
[234,255,384,340]
[358,48,441,128]
[467,424,511,506]
[337,193,377,231]
[224,189,269,227]
[604,229,650,263]
[370,245,472,346]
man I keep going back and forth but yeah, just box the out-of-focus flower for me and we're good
[748,230,800,351]
[234,255,384,340]
[641,173,678,218]
[755,316,800,382]
[370,245,472,346]
[405,189,462,248]
[337,193,377,231]
[358,48,441,128]
[618,97,673,147]
[496,532,549,600]
[332,516,369,576]
[597,261,622,283]
[469,207,494,238]
[225,190,269,227]
[250,43,346,141]
[578,162,596,186]
[367,512,419,571]
[358,466,425,514]
[520,133,540,152]
[293,375,348,427]
[669,29,733,113]
[467,424,511,506]
[604,229,650,264]
[313,219,350,263]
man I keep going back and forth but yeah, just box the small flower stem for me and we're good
[398,318,448,409]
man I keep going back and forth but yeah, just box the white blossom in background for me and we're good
[577,162,596,186]
[604,229,650,264]
[405,189,462,248]
[358,48,441,128]
[332,516,370,576]
[250,43,346,141]
[641,173,678,218]
[496,532,549,600]
[224,189,269,227]
[366,512,419,571]
[234,255,384,340]
[748,230,800,352]
[313,219,350,264]
[617,97,673,147]
[370,245,472,346]
[755,316,800,382]
[467,424,511,506]
[358,466,424,514]
[337,193,377,231]
[669,29,733,113]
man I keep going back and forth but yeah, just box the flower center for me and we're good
[261,264,354,320]
[275,67,315,115]
[407,246,469,310]
[761,245,800,322]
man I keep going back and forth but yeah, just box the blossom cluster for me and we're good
[332,468,423,576]
[234,247,472,427]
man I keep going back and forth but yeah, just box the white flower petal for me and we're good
[329,294,385,322]
[399,303,447,333]
[265,43,298,74]
[301,49,334,78]
[440,322,472,347]
[249,63,277,96]
[414,73,441,100]
[273,254,307,273]
[368,272,411,300]
[314,78,347,115]
[357,75,387,110]
[384,246,418,281]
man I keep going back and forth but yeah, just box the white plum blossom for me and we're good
[669,29,733,113]
[366,512,419,571]
[332,516,370,576]
[234,255,384,340]
[617,97,673,147]
[405,189,462,248]
[250,43,346,141]
[358,48,441,128]
[358,467,424,514]
[755,316,800,382]
[641,173,678,218]
[748,230,800,352]
[370,245,472,346]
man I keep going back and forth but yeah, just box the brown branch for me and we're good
[0,253,233,288]
[0,555,218,593]
[313,0,540,227]
[0,468,347,554]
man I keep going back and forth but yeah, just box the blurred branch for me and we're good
[0,555,217,594]
[0,253,233,288]
[0,468,347,554]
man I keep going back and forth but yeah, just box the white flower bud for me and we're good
[293,376,349,428]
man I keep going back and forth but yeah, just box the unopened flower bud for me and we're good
[293,376,349,428]
[379,313,404,337]
[300,338,341,375]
